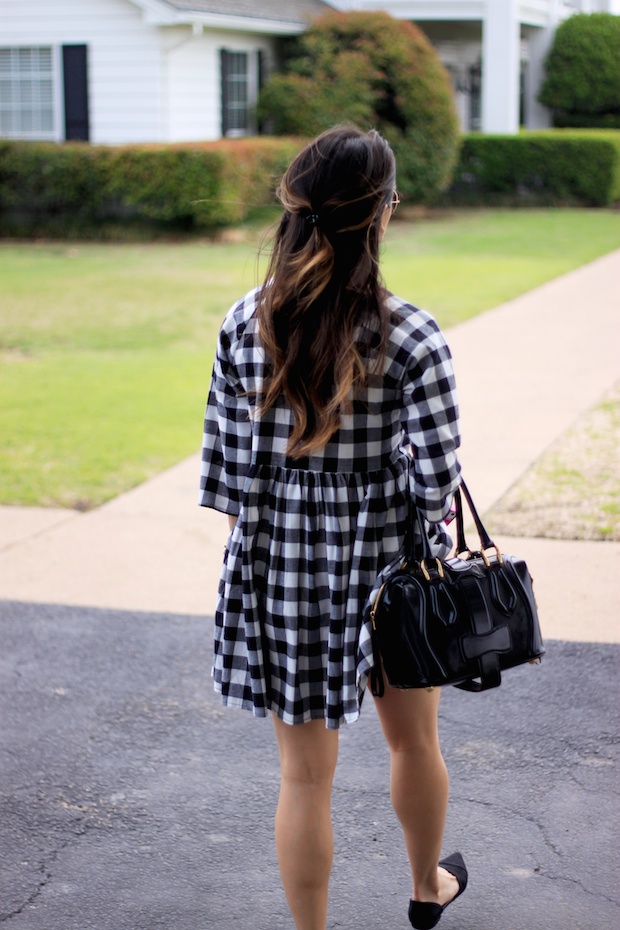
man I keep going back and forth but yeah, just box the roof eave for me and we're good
[129,1,311,35]
[170,12,309,35]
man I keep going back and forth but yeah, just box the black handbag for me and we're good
[369,480,545,695]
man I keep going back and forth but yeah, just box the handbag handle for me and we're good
[410,479,501,566]
[455,480,502,563]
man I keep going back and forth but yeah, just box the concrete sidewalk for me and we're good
[1,249,619,641]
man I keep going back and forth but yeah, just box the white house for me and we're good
[330,1,620,133]
[0,0,330,143]
[0,0,618,144]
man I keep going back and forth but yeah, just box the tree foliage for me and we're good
[257,11,460,203]
[539,13,620,128]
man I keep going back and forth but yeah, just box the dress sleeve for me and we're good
[401,327,461,524]
[199,326,253,516]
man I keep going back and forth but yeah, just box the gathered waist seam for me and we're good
[250,449,407,483]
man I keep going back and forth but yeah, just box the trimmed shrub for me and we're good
[442,131,620,207]
[0,137,301,237]
[257,10,460,204]
[539,13,620,129]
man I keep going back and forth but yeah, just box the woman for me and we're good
[200,126,467,930]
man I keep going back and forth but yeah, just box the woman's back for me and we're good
[204,285,459,493]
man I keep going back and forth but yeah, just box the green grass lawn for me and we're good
[382,207,620,326]
[1,209,618,508]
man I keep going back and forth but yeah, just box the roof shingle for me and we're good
[161,0,332,27]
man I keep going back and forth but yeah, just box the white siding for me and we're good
[0,0,164,143]
[164,27,276,142]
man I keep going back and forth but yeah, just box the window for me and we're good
[220,49,267,138]
[468,62,482,132]
[221,50,249,136]
[0,46,55,139]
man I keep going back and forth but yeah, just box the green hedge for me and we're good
[442,131,620,206]
[0,138,301,237]
[3,131,617,237]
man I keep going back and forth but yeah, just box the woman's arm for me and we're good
[402,327,461,523]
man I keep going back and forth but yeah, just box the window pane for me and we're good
[0,79,13,104]
[40,79,53,104]
[18,48,33,71]
[20,79,35,104]
[37,48,52,71]
[41,108,54,131]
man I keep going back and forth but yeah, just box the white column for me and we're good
[524,26,555,129]
[481,0,520,133]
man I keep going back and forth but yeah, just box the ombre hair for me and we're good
[256,125,396,457]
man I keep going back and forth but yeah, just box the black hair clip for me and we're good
[306,213,320,228]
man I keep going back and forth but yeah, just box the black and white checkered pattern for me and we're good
[200,287,461,728]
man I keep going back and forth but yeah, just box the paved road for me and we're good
[1,600,618,929]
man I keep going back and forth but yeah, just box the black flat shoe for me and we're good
[408,852,468,930]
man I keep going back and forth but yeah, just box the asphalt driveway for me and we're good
[1,600,618,929]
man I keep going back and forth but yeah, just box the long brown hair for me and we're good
[256,125,396,458]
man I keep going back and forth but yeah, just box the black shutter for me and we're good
[257,49,265,135]
[220,49,230,137]
[62,45,89,141]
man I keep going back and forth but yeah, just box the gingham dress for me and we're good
[199,286,461,728]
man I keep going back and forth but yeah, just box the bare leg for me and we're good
[372,685,459,906]
[272,716,339,930]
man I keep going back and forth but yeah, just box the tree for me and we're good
[257,11,460,204]
[539,12,620,128]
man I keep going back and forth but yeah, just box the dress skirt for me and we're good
[213,454,411,729]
